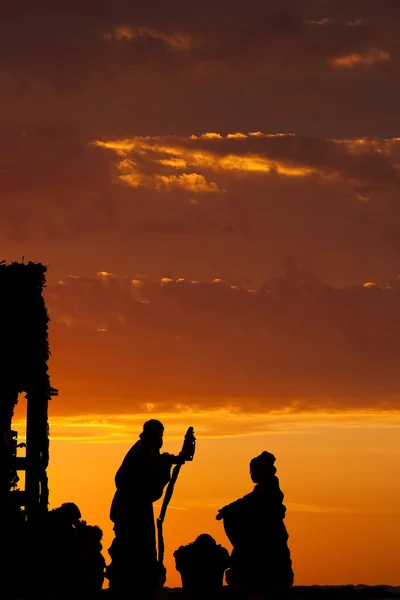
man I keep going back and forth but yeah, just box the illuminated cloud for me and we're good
[2,122,400,250]
[155,173,220,192]
[97,271,115,279]
[95,133,318,192]
[118,159,221,192]
[363,281,377,288]
[329,48,391,68]
[104,26,194,51]
[95,132,400,192]
[13,409,400,443]
[42,270,400,415]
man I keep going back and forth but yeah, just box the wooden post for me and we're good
[0,391,19,538]
[25,393,41,522]
[25,388,56,521]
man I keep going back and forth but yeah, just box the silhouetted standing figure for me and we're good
[216,451,294,590]
[107,420,175,595]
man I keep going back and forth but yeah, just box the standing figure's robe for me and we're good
[108,440,172,591]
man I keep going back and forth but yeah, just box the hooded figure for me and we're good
[107,420,174,593]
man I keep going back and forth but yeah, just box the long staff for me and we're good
[157,427,195,566]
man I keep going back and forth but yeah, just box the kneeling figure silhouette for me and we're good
[216,451,294,590]
[174,534,230,596]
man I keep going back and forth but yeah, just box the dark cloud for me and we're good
[1,1,399,87]
[0,1,399,140]
[0,121,116,240]
[45,269,400,414]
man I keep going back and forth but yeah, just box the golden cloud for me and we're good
[117,159,220,193]
[94,132,318,192]
[155,173,221,192]
[104,26,194,51]
[12,409,400,444]
[332,137,400,156]
[159,158,188,168]
[96,270,115,279]
[329,48,391,69]
[94,132,400,193]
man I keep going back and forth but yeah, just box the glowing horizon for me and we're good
[11,402,400,586]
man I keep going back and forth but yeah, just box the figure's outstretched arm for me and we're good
[164,425,196,464]
[216,506,226,520]
[160,451,187,467]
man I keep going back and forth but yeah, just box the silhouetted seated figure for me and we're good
[44,502,105,598]
[174,534,230,596]
[216,451,294,590]
[107,419,177,594]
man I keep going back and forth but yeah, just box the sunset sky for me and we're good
[4,0,400,587]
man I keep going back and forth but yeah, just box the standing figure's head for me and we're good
[139,419,164,449]
[250,451,277,483]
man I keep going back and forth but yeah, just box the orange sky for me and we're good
[4,0,400,588]
[13,406,400,587]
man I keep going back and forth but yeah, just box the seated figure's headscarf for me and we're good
[250,451,277,482]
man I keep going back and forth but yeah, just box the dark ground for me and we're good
[99,585,400,600]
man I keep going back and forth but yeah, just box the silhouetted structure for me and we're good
[216,451,294,590]
[0,261,59,598]
[0,261,106,599]
[107,420,195,595]
[174,533,230,596]
[0,262,58,530]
